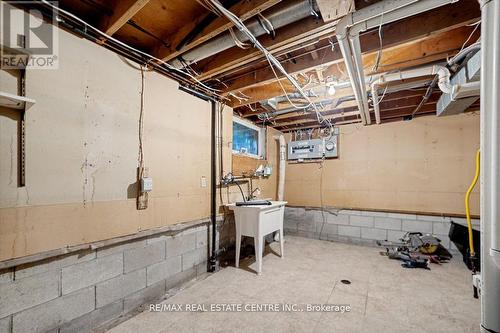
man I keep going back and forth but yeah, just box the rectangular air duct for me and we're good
[436,50,481,117]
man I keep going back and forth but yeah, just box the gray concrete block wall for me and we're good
[284,207,480,252]
[0,222,210,333]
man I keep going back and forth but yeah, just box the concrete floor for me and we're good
[108,236,480,333]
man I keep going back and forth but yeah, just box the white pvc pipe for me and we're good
[371,65,452,124]
[276,135,286,201]
[336,0,455,126]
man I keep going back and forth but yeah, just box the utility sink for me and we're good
[227,201,287,274]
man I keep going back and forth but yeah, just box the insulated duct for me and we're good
[169,0,317,68]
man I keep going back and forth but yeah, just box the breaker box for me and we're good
[287,136,338,160]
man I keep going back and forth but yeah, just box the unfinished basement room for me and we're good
[1,0,499,332]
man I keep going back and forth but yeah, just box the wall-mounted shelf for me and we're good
[0,91,36,110]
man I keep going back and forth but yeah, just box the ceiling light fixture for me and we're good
[327,84,336,96]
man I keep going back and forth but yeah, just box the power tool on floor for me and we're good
[377,232,452,269]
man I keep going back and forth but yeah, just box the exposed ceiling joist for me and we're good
[222,0,480,95]
[196,16,338,81]
[153,0,281,62]
[101,0,151,36]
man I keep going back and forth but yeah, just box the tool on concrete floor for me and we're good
[377,232,452,269]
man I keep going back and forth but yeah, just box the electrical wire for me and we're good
[372,84,389,106]
[372,11,384,72]
[459,20,481,53]
[40,0,221,95]
[206,0,333,136]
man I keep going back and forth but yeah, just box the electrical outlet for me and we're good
[200,176,207,188]
[141,177,153,192]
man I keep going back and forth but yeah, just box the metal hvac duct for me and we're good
[169,0,318,68]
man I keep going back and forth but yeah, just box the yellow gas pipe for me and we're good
[465,149,480,257]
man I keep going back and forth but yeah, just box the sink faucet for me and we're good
[247,187,261,201]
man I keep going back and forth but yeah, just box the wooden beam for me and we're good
[196,16,337,80]
[154,0,281,62]
[229,24,478,107]
[101,0,151,36]
[250,88,430,121]
[272,93,441,127]
[222,0,480,94]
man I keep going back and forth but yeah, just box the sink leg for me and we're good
[279,229,284,259]
[255,236,263,275]
[235,231,241,268]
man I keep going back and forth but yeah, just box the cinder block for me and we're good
[0,268,13,284]
[328,234,353,243]
[296,230,315,239]
[284,218,298,230]
[338,225,361,238]
[439,237,450,249]
[315,210,331,223]
[374,217,402,231]
[59,301,123,333]
[0,270,59,318]
[15,251,96,280]
[361,227,387,240]
[182,248,206,271]
[327,214,349,225]
[362,211,388,217]
[124,281,165,314]
[0,316,10,333]
[147,234,171,244]
[165,268,196,292]
[316,222,338,236]
[124,241,165,273]
[12,287,95,333]
[97,239,147,258]
[416,215,448,222]
[297,219,315,232]
[96,269,146,308]
[284,229,298,236]
[195,229,208,249]
[166,233,196,258]
[195,262,208,278]
[402,220,433,233]
[387,230,406,242]
[388,213,417,220]
[284,207,305,221]
[432,221,451,236]
[146,256,182,286]
[342,209,363,216]
[62,253,123,295]
[305,209,322,223]
[349,215,374,228]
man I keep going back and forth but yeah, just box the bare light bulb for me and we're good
[327,84,336,96]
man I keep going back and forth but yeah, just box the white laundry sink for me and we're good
[227,201,287,274]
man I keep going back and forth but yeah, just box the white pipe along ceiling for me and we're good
[336,0,458,125]
[371,65,453,124]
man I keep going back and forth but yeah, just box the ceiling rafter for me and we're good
[100,0,151,36]
[221,0,480,96]
[153,0,281,62]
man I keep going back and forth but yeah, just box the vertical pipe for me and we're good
[276,135,286,201]
[480,0,500,332]
[209,100,218,272]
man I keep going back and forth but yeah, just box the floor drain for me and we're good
[340,279,351,285]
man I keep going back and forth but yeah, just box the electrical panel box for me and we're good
[287,136,338,160]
